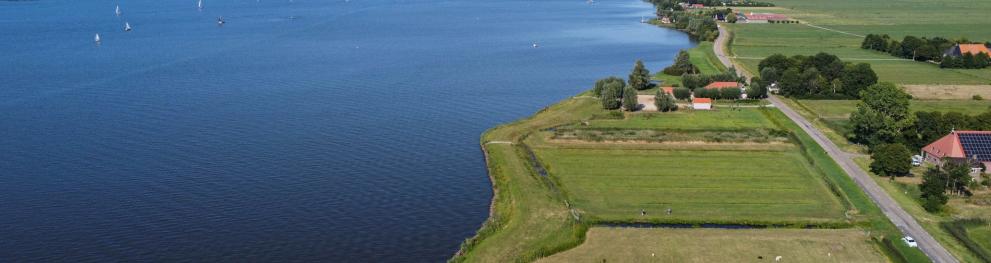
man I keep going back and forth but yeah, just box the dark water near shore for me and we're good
[0,0,691,261]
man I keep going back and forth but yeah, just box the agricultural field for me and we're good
[533,147,847,223]
[796,99,991,119]
[589,108,776,130]
[726,0,991,85]
[539,228,887,263]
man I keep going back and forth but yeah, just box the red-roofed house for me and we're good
[689,3,704,9]
[661,87,675,95]
[692,97,712,110]
[943,44,991,57]
[704,82,741,89]
[922,130,991,174]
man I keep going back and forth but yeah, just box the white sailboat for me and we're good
[217,16,225,25]
[94,33,101,43]
[115,5,121,16]
[124,22,132,32]
[198,0,203,10]
[641,16,646,23]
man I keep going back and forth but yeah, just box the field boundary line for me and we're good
[804,24,865,38]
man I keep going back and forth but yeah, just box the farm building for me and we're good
[661,87,675,95]
[741,13,790,23]
[692,98,712,110]
[943,43,991,57]
[921,130,991,175]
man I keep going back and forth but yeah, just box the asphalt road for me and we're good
[714,25,958,263]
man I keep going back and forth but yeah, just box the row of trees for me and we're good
[693,87,740,99]
[754,53,877,98]
[861,34,991,68]
[902,110,991,150]
[680,69,739,90]
[861,34,956,62]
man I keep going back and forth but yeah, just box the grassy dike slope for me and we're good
[449,96,605,262]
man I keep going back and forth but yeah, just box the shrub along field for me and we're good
[726,0,991,85]
[538,228,887,263]
[534,147,847,224]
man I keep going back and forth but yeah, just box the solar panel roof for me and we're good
[958,133,991,162]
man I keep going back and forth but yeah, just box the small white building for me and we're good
[693,97,712,110]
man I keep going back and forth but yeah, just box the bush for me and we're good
[869,143,912,177]
[672,87,691,100]
[974,95,984,100]
[720,88,741,100]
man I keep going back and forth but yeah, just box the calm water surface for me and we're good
[0,0,692,261]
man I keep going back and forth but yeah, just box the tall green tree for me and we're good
[629,60,652,90]
[840,63,879,97]
[622,86,639,111]
[870,143,912,177]
[850,82,911,147]
[654,90,678,112]
[920,166,948,212]
[600,81,623,110]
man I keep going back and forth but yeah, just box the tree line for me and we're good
[648,0,721,41]
[861,34,991,69]
[753,53,877,99]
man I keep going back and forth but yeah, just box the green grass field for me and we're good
[539,228,887,263]
[796,99,991,119]
[966,225,991,256]
[534,147,846,223]
[726,0,991,85]
[589,109,776,130]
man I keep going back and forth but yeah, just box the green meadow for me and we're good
[534,147,846,223]
[589,109,775,130]
[726,0,991,85]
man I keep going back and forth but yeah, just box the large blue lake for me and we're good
[0,0,691,261]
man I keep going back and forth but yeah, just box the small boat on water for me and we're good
[217,16,225,25]
[198,0,204,10]
[94,33,101,43]
[532,43,539,48]
[641,16,646,23]
[124,22,132,32]
[115,5,121,16]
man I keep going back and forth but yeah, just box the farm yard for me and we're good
[538,228,887,263]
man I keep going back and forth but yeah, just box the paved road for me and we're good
[714,25,958,263]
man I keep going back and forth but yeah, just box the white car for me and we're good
[902,236,918,248]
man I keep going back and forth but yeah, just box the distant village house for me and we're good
[703,81,746,99]
[943,43,991,57]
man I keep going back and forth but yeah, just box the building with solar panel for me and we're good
[921,130,991,177]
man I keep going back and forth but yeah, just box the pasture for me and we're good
[533,147,847,223]
[726,0,991,85]
[539,228,887,263]
[795,99,991,119]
